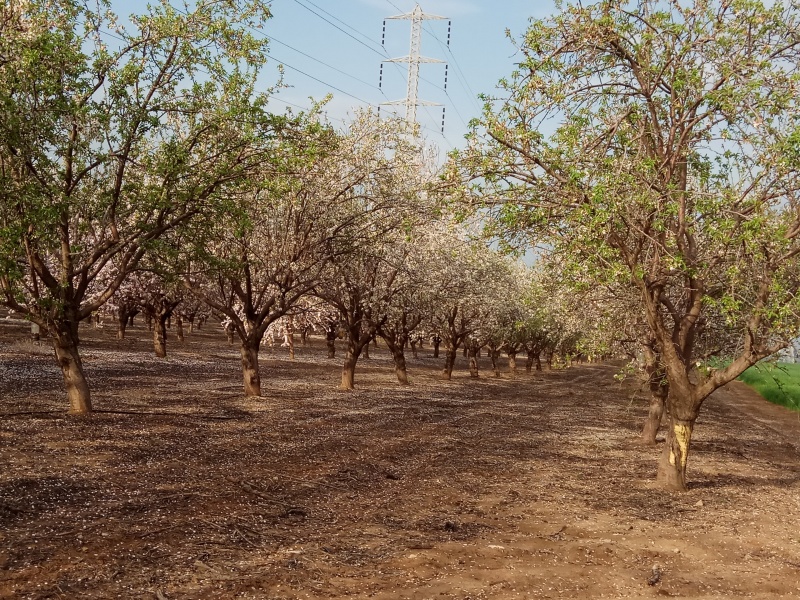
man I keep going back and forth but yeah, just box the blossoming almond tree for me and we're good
[313,119,437,390]
[452,0,800,489]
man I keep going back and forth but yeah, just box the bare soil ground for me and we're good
[1,320,800,600]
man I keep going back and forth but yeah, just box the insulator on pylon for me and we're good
[379,64,383,88]
[377,106,381,117]
[444,64,448,90]
[382,20,386,45]
[447,21,451,46]
[441,106,446,133]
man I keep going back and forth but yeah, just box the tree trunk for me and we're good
[641,393,666,445]
[639,341,668,445]
[656,414,696,491]
[392,347,410,385]
[176,316,185,342]
[468,345,479,378]
[442,347,457,380]
[526,350,539,373]
[225,324,235,345]
[300,327,308,346]
[433,336,441,359]
[146,313,153,331]
[188,315,195,334]
[326,324,337,358]
[410,340,418,359]
[489,347,500,377]
[363,340,370,360]
[508,352,517,375]
[153,317,167,358]
[240,342,261,397]
[287,315,295,360]
[117,311,128,340]
[53,324,92,414]
[341,316,372,390]
[341,345,358,390]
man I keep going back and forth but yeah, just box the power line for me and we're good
[422,21,482,116]
[269,35,382,92]
[163,2,376,108]
[78,23,381,132]
[384,0,404,12]
[275,0,447,106]
[287,0,443,92]
[379,2,456,140]
[287,0,446,96]
[290,0,386,58]
[236,5,395,107]
[269,96,317,113]
[280,0,449,140]
[372,2,450,94]
[266,53,375,105]
[300,0,386,50]
[268,97,347,124]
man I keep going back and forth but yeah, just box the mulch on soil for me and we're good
[1,321,799,599]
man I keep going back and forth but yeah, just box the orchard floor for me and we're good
[1,321,800,600]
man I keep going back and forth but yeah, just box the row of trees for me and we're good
[97,231,587,391]
[0,0,582,413]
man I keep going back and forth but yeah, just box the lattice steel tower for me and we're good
[379,4,450,129]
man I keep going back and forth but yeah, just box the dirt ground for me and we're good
[1,319,799,600]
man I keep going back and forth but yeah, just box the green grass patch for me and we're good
[738,362,800,412]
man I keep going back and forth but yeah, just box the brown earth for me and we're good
[1,319,799,600]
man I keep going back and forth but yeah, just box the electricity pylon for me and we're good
[379,4,449,128]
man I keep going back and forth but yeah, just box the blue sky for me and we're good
[114,1,556,152]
